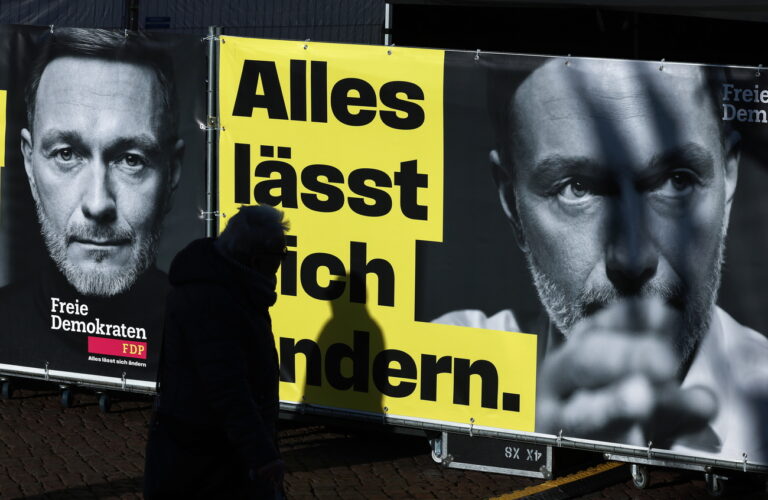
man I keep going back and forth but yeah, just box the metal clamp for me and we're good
[121,372,127,390]
[540,464,553,480]
[647,441,653,459]
[757,64,763,78]
[429,436,442,462]
[659,58,665,71]
[199,210,224,221]
[124,29,129,38]
[743,452,748,472]
[382,406,389,424]
[202,34,220,42]
[44,361,50,381]
[474,49,481,61]
[469,417,475,437]
[557,429,563,447]
[199,115,223,131]
[49,24,54,34]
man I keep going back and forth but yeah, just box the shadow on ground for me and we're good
[280,422,431,471]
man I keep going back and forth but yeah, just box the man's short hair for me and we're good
[25,28,179,141]
[216,205,290,265]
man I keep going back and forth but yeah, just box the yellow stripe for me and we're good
[491,461,624,500]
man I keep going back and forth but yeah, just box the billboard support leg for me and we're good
[705,472,727,496]
[631,463,649,489]
[98,392,111,413]
[60,386,73,408]
[1,378,12,399]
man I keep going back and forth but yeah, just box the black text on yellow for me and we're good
[234,144,428,220]
[232,60,425,129]
[279,331,521,412]
[280,237,394,307]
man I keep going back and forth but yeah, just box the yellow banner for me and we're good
[218,37,536,432]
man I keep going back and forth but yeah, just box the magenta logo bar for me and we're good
[88,337,148,359]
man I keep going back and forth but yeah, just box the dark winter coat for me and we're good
[147,237,281,493]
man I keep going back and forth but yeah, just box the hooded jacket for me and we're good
[157,237,280,468]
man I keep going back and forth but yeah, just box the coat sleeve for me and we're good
[179,287,280,469]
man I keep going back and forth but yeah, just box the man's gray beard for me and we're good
[526,238,725,364]
[33,199,161,297]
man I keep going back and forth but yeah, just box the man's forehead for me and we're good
[514,59,710,124]
[35,56,162,113]
[509,59,721,170]
[32,56,167,140]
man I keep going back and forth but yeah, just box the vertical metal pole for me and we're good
[205,26,221,237]
[125,0,139,31]
[384,2,393,46]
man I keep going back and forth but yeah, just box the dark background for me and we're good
[390,4,768,67]
[0,0,384,42]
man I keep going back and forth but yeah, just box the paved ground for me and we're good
[0,380,766,499]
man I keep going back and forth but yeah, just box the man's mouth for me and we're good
[71,238,131,248]
[580,293,686,319]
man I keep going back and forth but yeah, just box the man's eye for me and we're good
[656,170,697,197]
[558,179,594,202]
[55,148,75,162]
[117,154,147,171]
[50,148,82,170]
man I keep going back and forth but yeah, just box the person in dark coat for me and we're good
[144,205,288,499]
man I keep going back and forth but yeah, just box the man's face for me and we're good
[497,59,738,361]
[21,56,182,296]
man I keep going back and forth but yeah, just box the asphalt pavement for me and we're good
[0,380,766,499]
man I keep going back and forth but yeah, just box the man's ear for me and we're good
[20,128,39,201]
[720,129,740,235]
[165,138,184,213]
[490,149,528,252]
[723,130,740,208]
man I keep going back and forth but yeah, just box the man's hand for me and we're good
[536,298,717,447]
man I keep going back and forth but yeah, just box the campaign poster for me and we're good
[218,36,768,466]
[0,25,207,391]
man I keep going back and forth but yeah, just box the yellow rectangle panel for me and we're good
[218,37,537,432]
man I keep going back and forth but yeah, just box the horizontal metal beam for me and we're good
[280,401,768,474]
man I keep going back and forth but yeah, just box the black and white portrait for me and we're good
[0,26,205,382]
[20,28,183,298]
[426,53,768,464]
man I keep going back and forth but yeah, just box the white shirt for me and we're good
[434,306,768,464]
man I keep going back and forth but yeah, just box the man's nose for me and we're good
[605,190,658,294]
[81,162,117,223]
